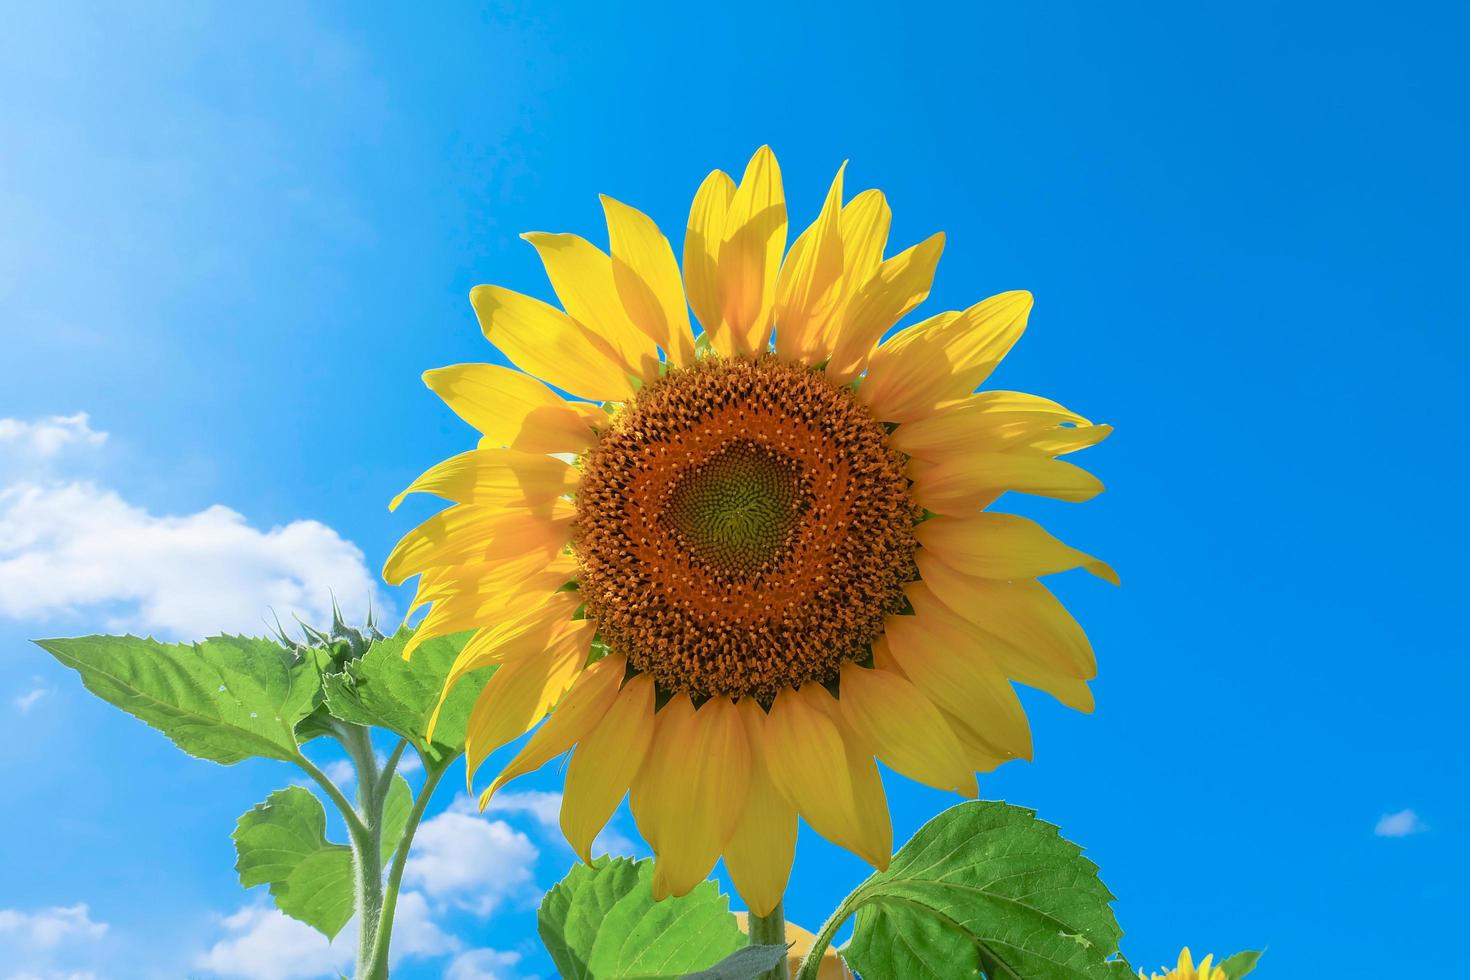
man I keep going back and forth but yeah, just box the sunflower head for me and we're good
[387,146,1115,916]
[1140,948,1228,980]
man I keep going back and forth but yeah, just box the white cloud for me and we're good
[7,972,98,980]
[469,791,637,860]
[0,904,107,950]
[482,790,561,832]
[405,811,539,915]
[195,891,455,980]
[386,891,459,961]
[13,687,49,712]
[0,479,383,640]
[446,948,525,980]
[0,412,386,640]
[1375,808,1428,837]
[322,759,356,789]
[0,413,106,460]
[194,906,350,980]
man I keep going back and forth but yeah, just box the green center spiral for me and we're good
[662,439,809,576]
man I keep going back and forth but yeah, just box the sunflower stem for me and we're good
[361,750,446,980]
[792,884,868,980]
[749,901,787,980]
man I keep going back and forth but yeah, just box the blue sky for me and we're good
[2,1,1466,977]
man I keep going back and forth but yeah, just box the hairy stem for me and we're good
[361,751,447,980]
[793,885,869,980]
[749,901,788,980]
[294,752,369,842]
[339,725,386,978]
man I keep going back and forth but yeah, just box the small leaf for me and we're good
[322,628,490,763]
[1219,950,1263,979]
[233,786,354,939]
[842,801,1133,980]
[539,857,745,979]
[379,773,414,866]
[681,944,790,979]
[35,635,328,765]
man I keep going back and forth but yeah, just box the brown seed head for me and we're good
[573,356,919,700]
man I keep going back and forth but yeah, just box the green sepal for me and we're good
[321,627,489,765]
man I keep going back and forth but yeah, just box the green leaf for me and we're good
[681,945,789,979]
[1219,950,1263,979]
[379,772,413,866]
[35,635,328,765]
[842,801,1132,980]
[539,857,746,979]
[233,786,354,939]
[322,628,490,764]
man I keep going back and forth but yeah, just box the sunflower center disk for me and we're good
[573,357,920,701]
[663,440,807,576]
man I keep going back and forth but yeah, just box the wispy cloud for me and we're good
[0,413,106,458]
[13,687,50,712]
[445,947,526,980]
[0,904,107,950]
[1375,809,1428,838]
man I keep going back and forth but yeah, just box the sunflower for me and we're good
[386,146,1115,916]
[1140,949,1227,980]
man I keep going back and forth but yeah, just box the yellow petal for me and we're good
[719,146,787,355]
[915,512,1119,585]
[389,449,577,512]
[838,662,977,796]
[808,688,892,870]
[684,169,736,348]
[860,290,1032,422]
[774,163,846,364]
[561,672,655,861]
[836,190,891,303]
[722,699,797,917]
[1024,423,1113,457]
[427,592,586,740]
[907,567,1095,713]
[915,553,1095,678]
[382,499,573,585]
[469,284,634,401]
[827,232,945,383]
[420,363,603,453]
[803,188,893,362]
[520,232,660,385]
[601,195,697,368]
[629,693,695,857]
[408,551,573,617]
[908,452,1105,510]
[889,391,1092,460]
[647,697,751,897]
[882,591,1033,762]
[481,654,627,804]
[463,620,591,786]
[405,560,577,656]
[765,685,887,868]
